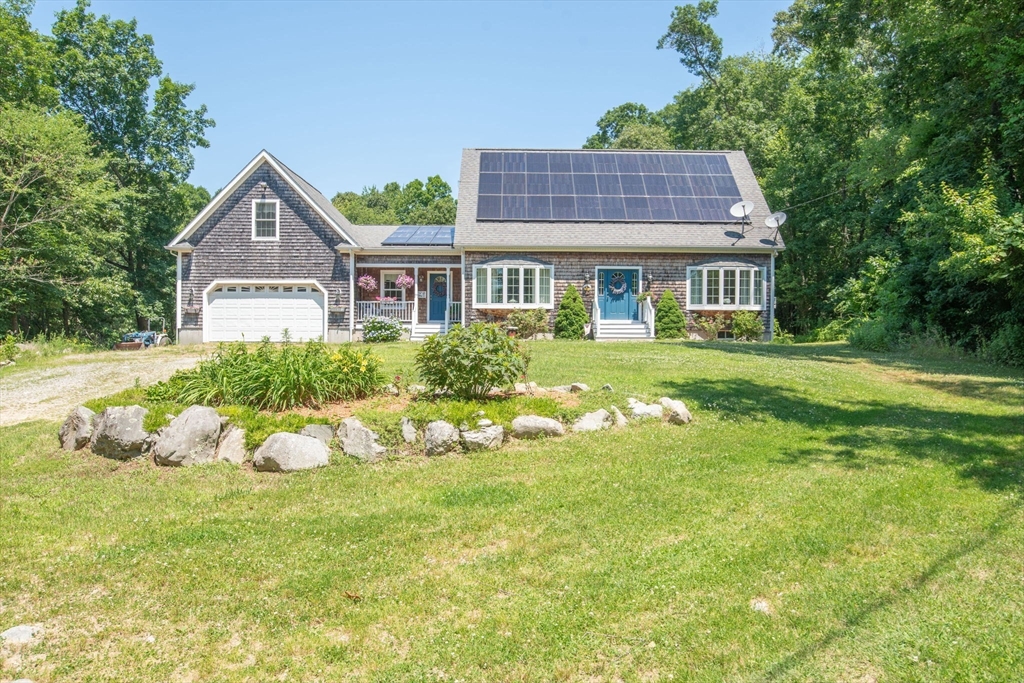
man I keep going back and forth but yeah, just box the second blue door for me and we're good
[599,269,639,320]
[428,273,448,321]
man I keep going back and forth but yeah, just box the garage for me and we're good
[206,283,325,342]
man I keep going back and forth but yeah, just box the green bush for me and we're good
[554,284,588,339]
[1,334,18,362]
[982,324,1024,367]
[771,319,795,345]
[695,312,726,340]
[506,308,550,339]
[415,323,528,400]
[362,316,404,343]
[654,289,687,338]
[731,311,765,341]
[147,339,386,411]
[848,319,893,352]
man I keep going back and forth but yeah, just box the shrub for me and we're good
[654,289,686,338]
[148,339,386,410]
[771,319,795,345]
[731,311,765,341]
[506,308,550,339]
[415,323,528,400]
[363,316,404,343]
[982,323,1024,367]
[1,334,18,362]
[554,284,588,339]
[848,319,893,352]
[695,312,726,340]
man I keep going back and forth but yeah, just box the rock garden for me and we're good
[58,324,693,472]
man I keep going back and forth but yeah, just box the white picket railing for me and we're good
[591,297,600,339]
[642,297,656,338]
[449,301,462,324]
[357,300,415,323]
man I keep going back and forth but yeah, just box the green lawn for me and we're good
[2,341,1022,682]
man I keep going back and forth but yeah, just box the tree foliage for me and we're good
[554,284,589,339]
[332,175,456,225]
[654,289,687,338]
[589,0,1024,361]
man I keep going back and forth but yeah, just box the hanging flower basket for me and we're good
[357,274,378,292]
[395,273,415,289]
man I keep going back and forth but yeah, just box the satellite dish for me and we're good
[729,201,755,219]
[765,211,787,229]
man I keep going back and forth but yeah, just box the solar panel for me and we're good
[381,225,455,246]
[476,151,744,222]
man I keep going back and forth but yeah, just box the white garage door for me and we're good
[207,284,324,342]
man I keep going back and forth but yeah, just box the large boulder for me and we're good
[627,398,663,420]
[59,406,95,450]
[400,417,418,444]
[89,406,150,460]
[511,415,564,439]
[299,423,334,446]
[461,425,505,451]
[339,417,386,463]
[424,420,459,456]
[216,425,247,464]
[253,433,329,472]
[572,409,612,432]
[1,624,41,645]
[152,405,222,466]
[659,397,693,424]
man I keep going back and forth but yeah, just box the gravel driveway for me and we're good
[0,350,203,426]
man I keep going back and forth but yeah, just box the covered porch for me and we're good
[354,263,463,340]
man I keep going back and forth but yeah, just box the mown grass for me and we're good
[1,340,1022,682]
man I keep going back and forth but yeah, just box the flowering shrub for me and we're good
[395,273,415,289]
[363,316,404,343]
[357,274,378,292]
[415,323,528,399]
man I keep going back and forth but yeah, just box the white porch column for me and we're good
[769,251,776,342]
[460,252,466,326]
[175,252,181,343]
[444,266,451,331]
[412,266,419,338]
[349,250,355,341]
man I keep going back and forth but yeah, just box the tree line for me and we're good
[1,0,213,343]
[586,0,1023,364]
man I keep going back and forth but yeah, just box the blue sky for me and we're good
[31,0,788,198]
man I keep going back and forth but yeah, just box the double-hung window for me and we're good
[686,265,766,310]
[381,271,405,301]
[474,265,554,308]
[253,199,279,240]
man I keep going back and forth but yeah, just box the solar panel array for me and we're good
[475,151,744,223]
[381,225,455,246]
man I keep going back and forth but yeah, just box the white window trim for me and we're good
[472,265,554,309]
[251,198,280,241]
[380,270,407,302]
[686,266,767,311]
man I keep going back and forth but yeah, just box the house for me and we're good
[167,148,785,344]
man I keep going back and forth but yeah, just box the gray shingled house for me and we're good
[167,148,784,344]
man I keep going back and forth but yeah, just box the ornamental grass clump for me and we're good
[148,339,385,411]
[415,323,528,400]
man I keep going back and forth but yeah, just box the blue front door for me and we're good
[598,269,639,320]
[428,273,448,322]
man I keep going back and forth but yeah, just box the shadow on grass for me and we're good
[659,377,1023,494]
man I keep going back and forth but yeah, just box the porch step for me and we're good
[410,324,446,341]
[596,320,652,340]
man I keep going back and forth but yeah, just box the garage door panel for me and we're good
[207,287,324,342]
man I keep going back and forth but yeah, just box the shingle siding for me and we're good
[178,162,352,334]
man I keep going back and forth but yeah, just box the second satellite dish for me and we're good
[765,211,787,229]
[729,201,755,219]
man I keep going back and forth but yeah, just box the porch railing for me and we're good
[448,301,462,324]
[591,297,600,339]
[357,300,415,323]
[641,296,656,338]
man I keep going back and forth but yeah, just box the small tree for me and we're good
[655,289,687,338]
[554,284,589,339]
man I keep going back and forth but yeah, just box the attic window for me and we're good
[253,199,279,240]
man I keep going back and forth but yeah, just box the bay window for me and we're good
[686,265,767,310]
[473,265,554,308]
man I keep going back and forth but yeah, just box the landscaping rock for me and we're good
[216,425,247,464]
[528,381,540,392]
[459,421,470,431]
[152,405,222,467]
[610,406,628,428]
[59,406,95,450]
[511,415,564,439]
[658,397,693,424]
[253,433,329,472]
[1,624,40,645]
[570,382,590,393]
[299,423,334,445]
[408,384,427,394]
[514,382,529,394]
[550,385,572,393]
[627,399,663,420]
[601,383,614,391]
[400,416,418,443]
[89,406,150,460]
[572,409,613,432]
[339,418,386,463]
[461,425,505,451]
[424,420,460,456]
[476,418,493,428]
[385,384,400,396]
